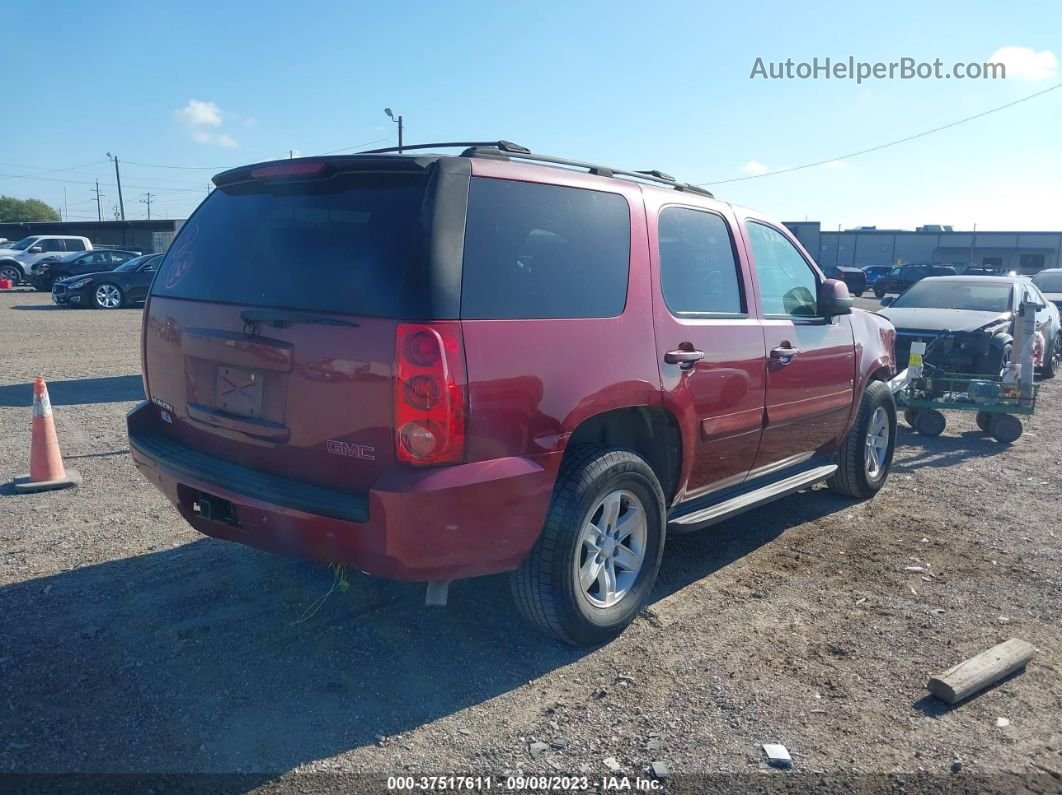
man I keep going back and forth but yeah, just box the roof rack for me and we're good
[355,140,714,198]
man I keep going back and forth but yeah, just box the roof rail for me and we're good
[355,141,715,198]
[359,140,531,155]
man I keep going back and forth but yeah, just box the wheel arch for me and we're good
[563,406,683,505]
[0,259,24,278]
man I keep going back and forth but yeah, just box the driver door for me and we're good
[741,218,856,473]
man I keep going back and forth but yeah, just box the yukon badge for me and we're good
[326,440,376,461]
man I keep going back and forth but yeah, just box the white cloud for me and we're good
[175,99,223,127]
[822,160,846,170]
[175,98,239,148]
[741,160,770,175]
[986,46,1058,80]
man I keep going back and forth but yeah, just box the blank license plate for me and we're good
[217,367,263,417]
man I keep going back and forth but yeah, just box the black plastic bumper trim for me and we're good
[129,430,369,524]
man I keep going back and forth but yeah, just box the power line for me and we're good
[0,159,107,177]
[697,81,1062,186]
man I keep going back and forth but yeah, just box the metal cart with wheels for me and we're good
[897,373,1038,443]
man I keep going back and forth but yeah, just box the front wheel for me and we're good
[1041,334,1060,378]
[511,447,666,646]
[828,380,896,499]
[0,263,21,284]
[92,283,124,309]
[873,284,887,299]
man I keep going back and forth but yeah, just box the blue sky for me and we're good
[1,0,1060,230]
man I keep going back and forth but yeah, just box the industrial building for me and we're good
[0,219,183,254]
[784,222,1061,275]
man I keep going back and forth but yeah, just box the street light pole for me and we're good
[107,152,126,221]
[384,107,404,152]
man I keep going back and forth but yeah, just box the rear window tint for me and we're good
[152,172,429,316]
[460,178,630,319]
[658,207,744,315]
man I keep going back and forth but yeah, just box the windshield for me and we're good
[1033,271,1062,292]
[7,237,38,251]
[114,254,155,272]
[891,279,1014,312]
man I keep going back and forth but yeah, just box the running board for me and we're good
[668,464,838,531]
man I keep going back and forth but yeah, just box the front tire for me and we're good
[1041,334,1060,378]
[827,380,896,499]
[873,284,887,299]
[511,447,666,646]
[979,343,1012,377]
[0,263,21,284]
[92,283,124,309]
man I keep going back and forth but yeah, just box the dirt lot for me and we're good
[1,289,1060,792]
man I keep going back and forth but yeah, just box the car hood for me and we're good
[54,270,113,286]
[879,307,1011,333]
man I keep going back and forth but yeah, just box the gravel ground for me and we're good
[1,289,1060,793]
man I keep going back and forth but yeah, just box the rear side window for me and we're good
[461,178,630,319]
[153,172,429,316]
[658,207,744,315]
[64,239,87,251]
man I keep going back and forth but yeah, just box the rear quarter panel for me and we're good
[460,161,662,462]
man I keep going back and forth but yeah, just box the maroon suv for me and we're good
[128,141,897,645]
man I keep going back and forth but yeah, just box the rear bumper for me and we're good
[127,401,561,581]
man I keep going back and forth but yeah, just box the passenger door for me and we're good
[651,204,766,499]
[742,219,855,473]
[127,256,161,301]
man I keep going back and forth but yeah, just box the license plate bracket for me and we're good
[217,366,264,418]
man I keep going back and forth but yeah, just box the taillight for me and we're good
[394,322,467,465]
[249,161,328,179]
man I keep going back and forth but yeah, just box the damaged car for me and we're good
[879,275,1061,378]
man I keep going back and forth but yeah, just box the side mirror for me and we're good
[879,296,894,307]
[820,278,853,317]
[29,246,43,254]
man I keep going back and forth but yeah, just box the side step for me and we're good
[668,464,837,532]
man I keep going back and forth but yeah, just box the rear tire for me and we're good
[975,411,992,432]
[827,380,896,499]
[511,447,666,646]
[915,409,946,437]
[903,408,920,428]
[990,414,1022,443]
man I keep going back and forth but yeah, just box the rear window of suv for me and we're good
[152,172,429,316]
[460,178,631,319]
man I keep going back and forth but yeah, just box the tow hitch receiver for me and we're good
[191,491,239,525]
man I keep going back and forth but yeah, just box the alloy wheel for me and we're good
[573,489,647,609]
[95,284,121,308]
[864,406,890,478]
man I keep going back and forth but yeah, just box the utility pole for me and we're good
[289,149,294,159]
[63,187,68,221]
[140,192,155,220]
[384,107,404,152]
[107,152,126,221]
[92,181,105,222]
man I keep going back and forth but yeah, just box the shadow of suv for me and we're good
[129,141,897,645]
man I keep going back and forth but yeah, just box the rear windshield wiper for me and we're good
[239,308,360,328]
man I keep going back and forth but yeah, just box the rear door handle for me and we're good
[770,345,799,363]
[664,349,705,366]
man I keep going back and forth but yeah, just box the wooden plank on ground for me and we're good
[927,638,1035,704]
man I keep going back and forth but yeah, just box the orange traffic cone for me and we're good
[13,377,80,493]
